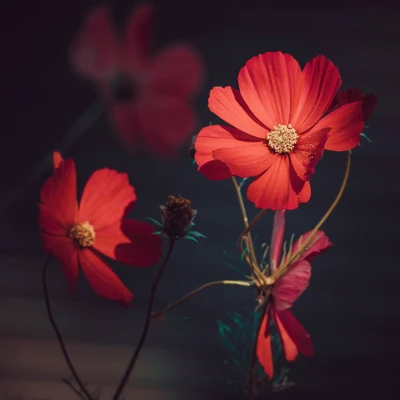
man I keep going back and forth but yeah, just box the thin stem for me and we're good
[274,151,352,281]
[42,258,93,400]
[0,100,103,210]
[112,238,176,400]
[231,177,258,269]
[61,378,87,400]
[151,279,254,319]
[245,296,270,399]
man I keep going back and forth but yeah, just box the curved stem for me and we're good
[112,238,176,400]
[274,151,351,281]
[151,279,254,319]
[245,296,270,399]
[42,257,93,400]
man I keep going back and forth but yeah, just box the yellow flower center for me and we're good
[267,124,299,154]
[70,221,95,248]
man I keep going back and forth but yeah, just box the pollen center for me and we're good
[267,124,299,154]
[70,222,95,248]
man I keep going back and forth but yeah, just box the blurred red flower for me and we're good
[328,88,378,122]
[71,3,204,156]
[257,210,332,379]
[194,52,364,210]
[39,152,162,306]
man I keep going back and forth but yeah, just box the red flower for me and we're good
[257,210,332,379]
[39,152,162,306]
[328,88,378,122]
[194,52,364,210]
[71,3,204,156]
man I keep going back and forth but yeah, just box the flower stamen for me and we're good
[267,124,299,153]
[70,221,95,248]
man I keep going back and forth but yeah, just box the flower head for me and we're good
[256,210,332,379]
[39,152,162,306]
[194,51,365,210]
[71,3,204,157]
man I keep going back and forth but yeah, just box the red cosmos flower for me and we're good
[71,3,204,156]
[257,209,332,379]
[328,88,378,122]
[39,152,162,306]
[194,52,364,210]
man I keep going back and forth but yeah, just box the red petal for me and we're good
[39,159,78,236]
[361,93,378,121]
[120,2,154,69]
[136,98,197,157]
[70,6,117,81]
[273,259,311,311]
[269,210,286,273]
[291,230,332,262]
[290,127,329,180]
[53,152,63,169]
[78,169,137,230]
[238,52,303,129]
[208,86,268,138]
[213,140,277,178]
[276,309,314,357]
[110,103,140,147]
[147,45,204,98]
[79,248,134,306]
[292,55,341,133]
[246,156,305,210]
[94,219,162,266]
[298,181,311,203]
[194,124,260,180]
[316,102,364,151]
[272,307,298,361]
[41,235,79,293]
[256,311,274,379]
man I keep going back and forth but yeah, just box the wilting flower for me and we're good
[194,51,364,210]
[328,88,378,122]
[39,152,162,305]
[71,3,204,156]
[256,209,332,378]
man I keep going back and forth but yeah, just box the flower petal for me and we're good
[246,156,306,210]
[290,127,329,180]
[238,52,303,129]
[276,309,314,357]
[79,248,134,306]
[256,310,273,379]
[41,235,79,293]
[78,169,136,229]
[94,219,162,266]
[291,230,332,262]
[39,159,78,236]
[292,55,341,132]
[147,45,204,98]
[360,93,378,121]
[208,86,268,138]
[273,259,311,311]
[70,6,118,81]
[110,103,140,147]
[270,210,286,273]
[298,181,311,203]
[316,102,364,151]
[53,152,63,169]
[335,88,378,121]
[272,307,298,361]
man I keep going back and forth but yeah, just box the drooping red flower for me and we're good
[71,3,204,156]
[257,210,332,379]
[194,52,364,210]
[39,152,162,306]
[327,88,378,122]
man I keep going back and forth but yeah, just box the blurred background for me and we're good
[0,0,399,399]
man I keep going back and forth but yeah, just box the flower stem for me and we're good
[112,238,176,400]
[151,279,254,319]
[42,257,93,400]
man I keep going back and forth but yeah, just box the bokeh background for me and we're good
[0,0,399,399]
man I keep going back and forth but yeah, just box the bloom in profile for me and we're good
[256,210,332,378]
[71,3,204,156]
[328,88,378,122]
[39,152,162,305]
[195,51,364,210]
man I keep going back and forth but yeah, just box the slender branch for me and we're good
[61,377,87,400]
[112,239,176,400]
[151,279,254,319]
[245,296,270,399]
[42,258,93,400]
[274,151,352,281]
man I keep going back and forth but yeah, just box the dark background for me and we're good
[0,0,399,399]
